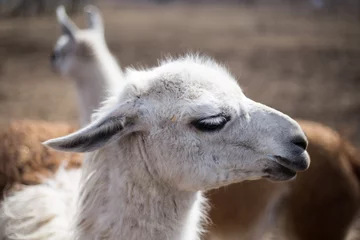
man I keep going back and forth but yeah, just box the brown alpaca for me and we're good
[206,120,360,240]
[0,120,82,197]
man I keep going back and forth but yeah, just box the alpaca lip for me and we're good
[263,162,297,181]
[272,154,309,172]
[262,154,309,181]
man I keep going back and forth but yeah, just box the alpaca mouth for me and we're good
[263,161,297,181]
[273,153,310,172]
[262,154,309,181]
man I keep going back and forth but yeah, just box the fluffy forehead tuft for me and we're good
[158,54,237,84]
[93,55,245,121]
[123,54,242,98]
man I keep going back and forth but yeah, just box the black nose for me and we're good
[291,136,308,150]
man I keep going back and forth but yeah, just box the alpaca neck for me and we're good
[71,45,124,127]
[75,135,205,240]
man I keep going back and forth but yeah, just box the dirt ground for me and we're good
[0,3,360,239]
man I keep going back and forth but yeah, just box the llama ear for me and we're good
[56,5,78,40]
[43,106,138,153]
[84,5,104,34]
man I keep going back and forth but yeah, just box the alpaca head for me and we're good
[44,56,310,191]
[51,5,105,76]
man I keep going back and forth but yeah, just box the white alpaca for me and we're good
[42,55,309,240]
[49,8,360,240]
[0,6,309,240]
[51,5,124,126]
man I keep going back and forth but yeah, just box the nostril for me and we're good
[291,136,308,150]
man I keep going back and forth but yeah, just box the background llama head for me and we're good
[50,5,106,76]
[45,56,310,191]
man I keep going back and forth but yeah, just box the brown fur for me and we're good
[205,120,360,240]
[0,119,359,239]
[0,119,82,196]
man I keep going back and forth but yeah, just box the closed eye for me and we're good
[191,114,231,132]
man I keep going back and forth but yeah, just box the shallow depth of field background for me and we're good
[0,0,360,238]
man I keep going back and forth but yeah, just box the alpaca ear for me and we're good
[56,5,78,40]
[43,105,138,153]
[84,5,104,34]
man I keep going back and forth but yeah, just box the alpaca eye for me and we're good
[192,115,230,132]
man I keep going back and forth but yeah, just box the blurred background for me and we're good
[0,0,359,147]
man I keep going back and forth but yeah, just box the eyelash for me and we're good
[191,115,231,132]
